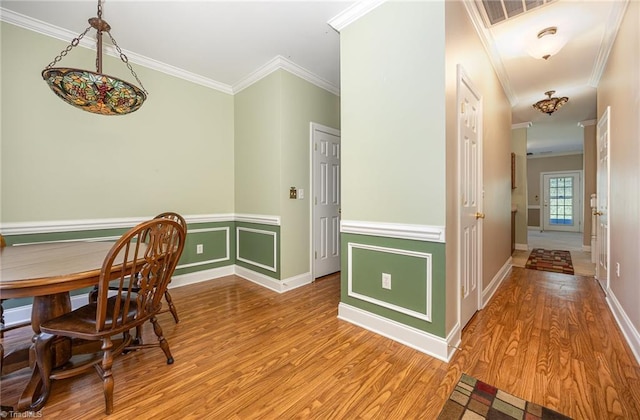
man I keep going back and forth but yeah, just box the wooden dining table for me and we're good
[0,241,116,412]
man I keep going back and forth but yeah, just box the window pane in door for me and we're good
[549,176,573,225]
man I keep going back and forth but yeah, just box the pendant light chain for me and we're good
[44,27,92,70]
[107,32,148,95]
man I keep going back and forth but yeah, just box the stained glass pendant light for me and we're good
[532,90,569,115]
[42,0,147,115]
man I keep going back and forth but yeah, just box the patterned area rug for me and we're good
[525,248,574,275]
[438,373,573,419]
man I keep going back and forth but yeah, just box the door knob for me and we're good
[594,211,603,216]
[475,212,485,219]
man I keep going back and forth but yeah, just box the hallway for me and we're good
[511,229,596,277]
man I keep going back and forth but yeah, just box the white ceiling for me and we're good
[0,0,629,154]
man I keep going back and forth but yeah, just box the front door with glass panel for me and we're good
[541,171,581,232]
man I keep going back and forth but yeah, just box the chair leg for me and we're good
[134,325,143,346]
[150,316,173,364]
[88,285,99,304]
[1,300,4,339]
[164,290,179,323]
[96,337,114,415]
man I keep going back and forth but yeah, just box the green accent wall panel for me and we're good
[341,233,446,337]
[2,221,236,309]
[236,222,280,279]
[349,244,430,317]
[175,223,234,275]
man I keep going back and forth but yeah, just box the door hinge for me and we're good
[314,143,318,151]
[315,251,317,259]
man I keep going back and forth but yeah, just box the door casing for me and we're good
[310,122,341,279]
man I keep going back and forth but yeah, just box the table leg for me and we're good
[6,293,73,411]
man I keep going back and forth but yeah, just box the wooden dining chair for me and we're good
[89,212,186,324]
[33,218,186,414]
[148,212,186,323]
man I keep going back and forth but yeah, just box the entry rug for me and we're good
[525,248,574,275]
[438,373,572,419]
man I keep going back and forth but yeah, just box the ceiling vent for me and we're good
[476,0,557,27]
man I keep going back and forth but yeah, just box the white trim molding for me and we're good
[578,119,597,128]
[232,55,339,96]
[606,290,640,365]
[236,227,278,272]
[588,0,629,87]
[461,0,518,106]
[3,264,310,327]
[341,220,445,243]
[347,242,432,322]
[338,303,453,362]
[511,122,532,130]
[235,266,312,294]
[0,214,279,236]
[0,8,339,97]
[0,7,234,95]
[484,258,513,308]
[327,0,387,32]
[234,214,281,226]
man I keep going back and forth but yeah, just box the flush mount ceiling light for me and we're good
[532,90,569,115]
[41,0,147,115]
[526,26,567,60]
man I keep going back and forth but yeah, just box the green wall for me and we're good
[1,23,235,222]
[234,70,339,279]
[234,72,282,216]
[339,2,448,339]
[340,2,447,226]
[341,233,446,336]
[279,71,340,278]
[2,22,340,286]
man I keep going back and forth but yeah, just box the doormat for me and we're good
[438,373,572,419]
[525,248,574,275]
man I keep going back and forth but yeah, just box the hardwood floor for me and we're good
[2,268,640,419]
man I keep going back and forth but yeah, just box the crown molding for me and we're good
[589,0,629,87]
[461,0,518,106]
[1,7,338,96]
[232,55,339,96]
[328,0,387,32]
[1,8,234,94]
[578,119,597,128]
[511,122,532,129]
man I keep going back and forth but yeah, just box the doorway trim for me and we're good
[456,65,483,330]
[309,122,341,280]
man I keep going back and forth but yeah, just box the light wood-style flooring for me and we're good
[512,230,596,277]
[2,268,639,419]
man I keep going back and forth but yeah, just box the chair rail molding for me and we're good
[340,220,445,243]
[0,214,282,236]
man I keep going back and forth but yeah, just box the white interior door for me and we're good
[541,171,581,232]
[312,123,341,278]
[458,66,483,329]
[596,107,610,292]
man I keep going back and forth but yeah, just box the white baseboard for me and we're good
[234,266,312,293]
[337,302,453,362]
[2,265,312,327]
[605,289,640,365]
[483,258,513,308]
[515,243,529,251]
